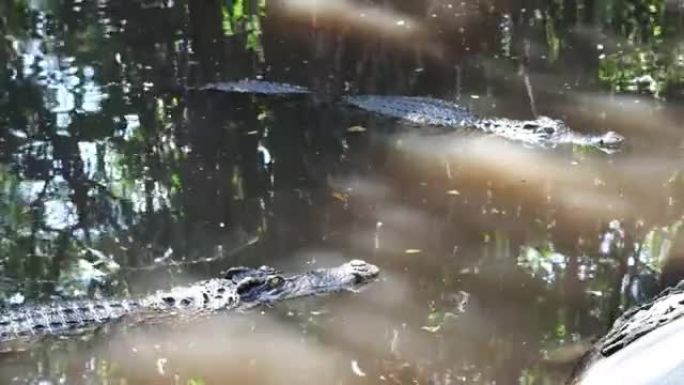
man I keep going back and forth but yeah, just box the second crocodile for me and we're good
[200,80,625,153]
[344,95,624,153]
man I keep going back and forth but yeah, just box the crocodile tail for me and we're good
[0,299,142,343]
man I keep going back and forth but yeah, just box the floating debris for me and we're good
[8,293,24,305]
[156,357,168,375]
[347,125,367,133]
[351,360,367,377]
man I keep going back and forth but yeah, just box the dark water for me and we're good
[1,0,684,384]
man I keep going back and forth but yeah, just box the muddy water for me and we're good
[1,0,684,384]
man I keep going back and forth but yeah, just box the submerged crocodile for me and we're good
[199,80,624,153]
[569,281,684,384]
[199,79,311,95]
[0,260,379,344]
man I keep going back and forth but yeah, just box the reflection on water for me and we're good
[1,0,684,384]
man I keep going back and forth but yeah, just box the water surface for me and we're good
[1,0,684,384]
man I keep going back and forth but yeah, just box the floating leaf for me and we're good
[346,125,366,133]
[420,325,441,333]
[350,360,366,377]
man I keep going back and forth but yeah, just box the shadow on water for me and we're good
[1,0,684,384]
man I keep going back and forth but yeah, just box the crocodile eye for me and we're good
[351,272,365,284]
[236,277,265,295]
[267,275,285,288]
[542,126,555,135]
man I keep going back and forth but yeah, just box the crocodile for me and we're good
[200,79,311,95]
[344,95,624,153]
[568,281,684,384]
[199,80,624,153]
[0,260,379,344]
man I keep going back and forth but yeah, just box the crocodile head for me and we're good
[584,130,625,152]
[480,116,569,144]
[516,117,625,152]
[521,116,567,138]
[233,260,380,306]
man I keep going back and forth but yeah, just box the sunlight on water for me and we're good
[274,0,451,60]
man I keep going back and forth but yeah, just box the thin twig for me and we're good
[520,39,538,117]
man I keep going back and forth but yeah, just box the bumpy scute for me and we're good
[346,95,623,152]
[195,80,624,152]
[568,281,684,384]
[199,79,311,95]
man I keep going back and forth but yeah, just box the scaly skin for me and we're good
[0,260,379,344]
[568,282,684,384]
[473,116,624,153]
[345,95,624,153]
[343,95,477,127]
[200,79,311,94]
[195,80,625,152]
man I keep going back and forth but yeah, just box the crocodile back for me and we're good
[344,95,476,127]
[0,299,142,343]
[0,278,240,344]
[199,79,311,94]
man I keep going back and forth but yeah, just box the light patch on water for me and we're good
[76,140,125,190]
[47,84,76,113]
[20,39,42,77]
[517,246,567,283]
[329,175,394,201]
[15,31,108,129]
[56,258,117,297]
[8,129,28,139]
[78,141,99,179]
[599,219,625,255]
[8,292,25,305]
[277,0,445,59]
[397,133,631,220]
[374,221,382,250]
[122,114,141,140]
[86,315,355,385]
[43,199,78,230]
[81,65,108,113]
[636,222,683,271]
[18,180,46,203]
[55,113,72,132]
[564,91,677,140]
[130,180,171,213]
